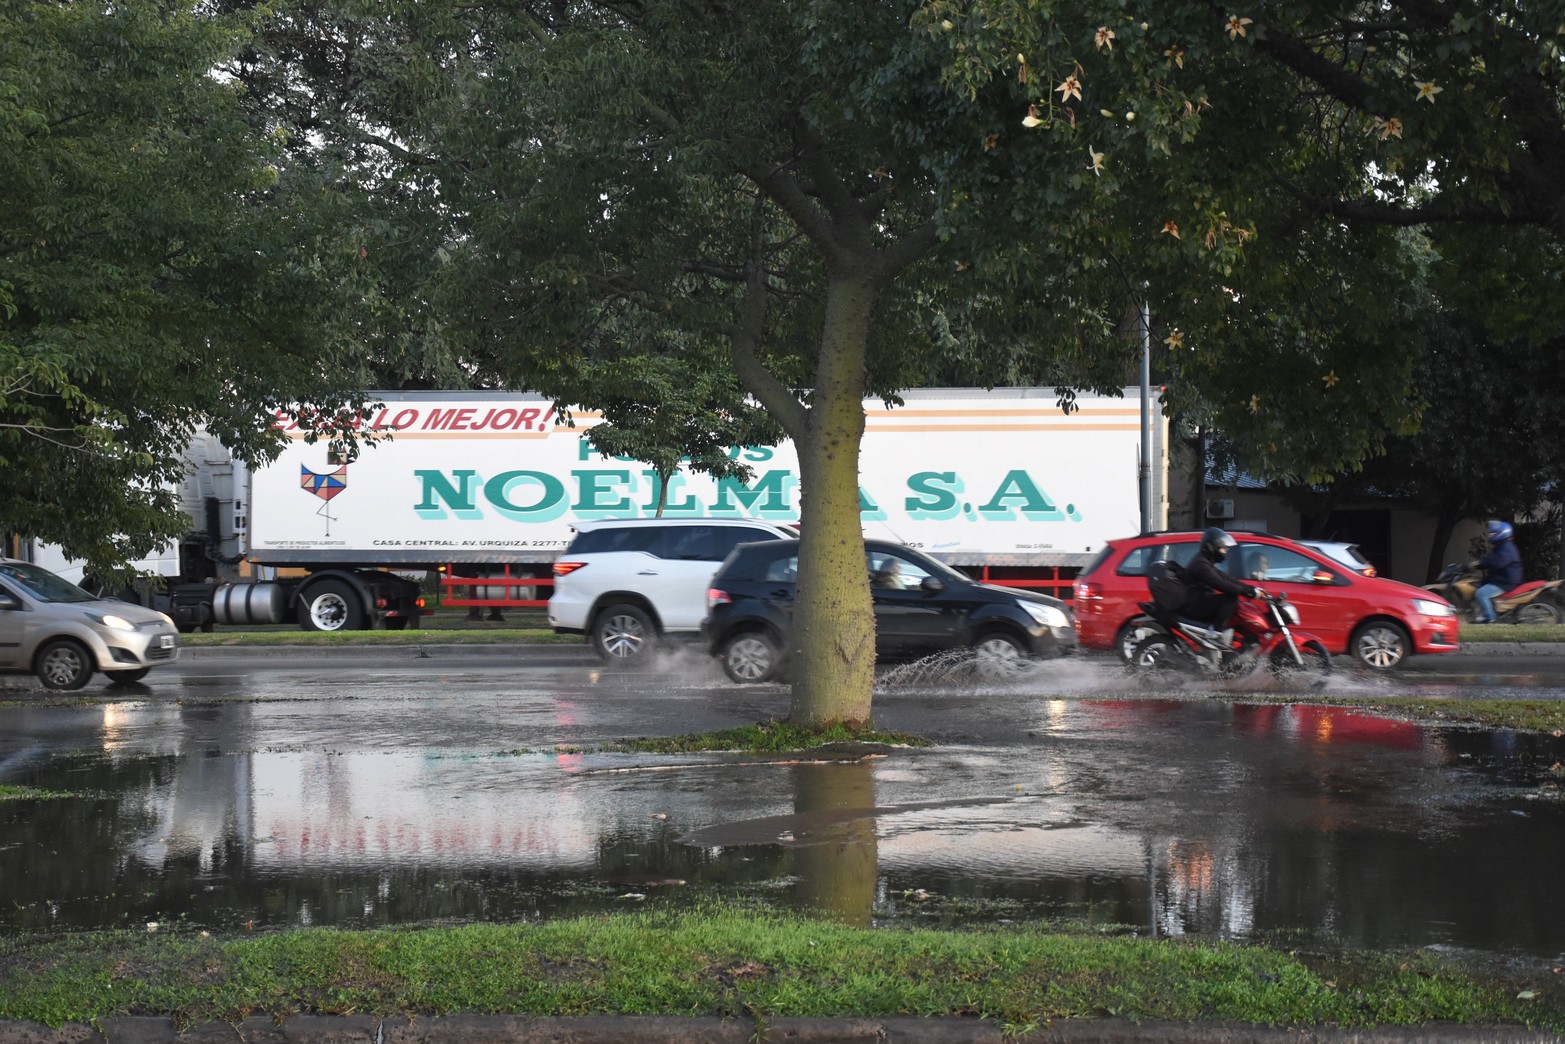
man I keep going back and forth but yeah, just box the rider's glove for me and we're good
[1245,585,1260,599]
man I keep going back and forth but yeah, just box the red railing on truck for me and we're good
[963,565,1077,599]
[439,565,554,609]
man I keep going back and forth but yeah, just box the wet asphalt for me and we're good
[2,641,1564,1042]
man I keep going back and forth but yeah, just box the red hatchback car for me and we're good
[1073,531,1461,670]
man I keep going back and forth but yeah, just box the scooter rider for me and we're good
[1470,520,1522,624]
[1184,527,1261,646]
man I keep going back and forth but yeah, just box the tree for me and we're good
[561,351,782,517]
[0,0,382,577]
[326,0,1331,728]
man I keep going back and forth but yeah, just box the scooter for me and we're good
[1423,564,1563,625]
[1127,588,1332,679]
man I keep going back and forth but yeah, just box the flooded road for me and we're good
[1,646,1562,962]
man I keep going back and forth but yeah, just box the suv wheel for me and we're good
[593,604,656,662]
[36,639,94,691]
[721,631,781,683]
[1350,621,1410,670]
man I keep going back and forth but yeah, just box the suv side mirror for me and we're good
[920,576,945,593]
[0,591,19,611]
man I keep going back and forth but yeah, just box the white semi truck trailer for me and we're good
[26,388,1168,631]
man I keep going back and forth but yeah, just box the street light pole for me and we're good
[1139,301,1152,535]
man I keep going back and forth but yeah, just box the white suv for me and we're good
[549,518,796,662]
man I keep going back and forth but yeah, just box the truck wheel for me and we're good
[106,668,151,685]
[35,639,94,691]
[1350,621,1410,670]
[302,580,365,632]
[591,604,656,663]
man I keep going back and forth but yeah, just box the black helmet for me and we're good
[1200,526,1236,561]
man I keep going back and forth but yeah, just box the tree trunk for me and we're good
[788,272,876,728]
[1426,508,1462,584]
[654,469,671,518]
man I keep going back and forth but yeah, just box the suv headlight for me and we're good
[89,613,137,631]
[1020,601,1068,629]
[1413,599,1456,617]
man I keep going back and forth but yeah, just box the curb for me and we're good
[0,1016,1556,1044]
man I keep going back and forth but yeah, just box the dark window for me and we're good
[1116,541,1199,576]
[565,526,660,555]
[707,526,782,562]
[762,554,799,583]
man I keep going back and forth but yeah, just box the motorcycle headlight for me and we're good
[1281,603,1301,625]
[1020,601,1069,629]
[1413,599,1456,617]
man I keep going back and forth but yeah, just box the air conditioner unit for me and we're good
[1205,498,1235,520]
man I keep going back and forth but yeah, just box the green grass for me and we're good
[0,909,1557,1031]
[1461,623,1565,642]
[0,784,74,802]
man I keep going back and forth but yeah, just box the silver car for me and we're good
[0,559,180,690]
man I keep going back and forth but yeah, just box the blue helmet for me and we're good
[1485,520,1514,544]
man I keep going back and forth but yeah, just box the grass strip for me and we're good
[1461,623,1565,642]
[0,909,1558,1032]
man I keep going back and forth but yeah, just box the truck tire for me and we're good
[591,603,656,663]
[35,639,94,691]
[301,580,365,632]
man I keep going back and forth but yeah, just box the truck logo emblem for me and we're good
[300,464,348,535]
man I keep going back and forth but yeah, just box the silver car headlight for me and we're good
[1413,599,1456,617]
[1020,601,1069,629]
[90,613,138,632]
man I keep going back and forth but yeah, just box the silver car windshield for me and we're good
[0,562,95,603]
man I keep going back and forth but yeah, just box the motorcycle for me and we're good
[1127,588,1332,680]
[1423,564,1563,625]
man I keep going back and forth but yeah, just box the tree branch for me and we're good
[728,191,806,438]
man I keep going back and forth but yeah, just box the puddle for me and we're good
[1,672,1563,958]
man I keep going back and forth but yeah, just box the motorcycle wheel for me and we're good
[1127,634,1186,674]
[1269,639,1331,687]
[1515,601,1561,626]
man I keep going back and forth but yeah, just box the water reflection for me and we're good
[0,694,1561,958]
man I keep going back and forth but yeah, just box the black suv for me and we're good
[701,538,1075,682]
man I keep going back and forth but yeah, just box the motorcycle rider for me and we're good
[1184,527,1261,646]
[1470,520,1522,624]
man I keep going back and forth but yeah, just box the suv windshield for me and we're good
[0,561,94,603]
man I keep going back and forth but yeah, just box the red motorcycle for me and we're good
[1127,587,1332,680]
